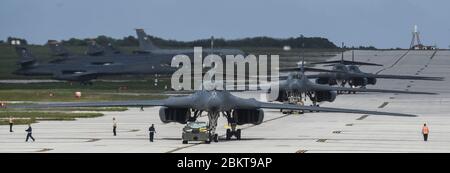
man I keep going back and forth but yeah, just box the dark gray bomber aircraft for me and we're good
[306,50,443,89]
[273,71,436,106]
[13,88,417,143]
[261,60,436,107]
[13,30,246,84]
[13,46,177,84]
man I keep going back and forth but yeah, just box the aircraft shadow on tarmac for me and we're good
[161,137,315,142]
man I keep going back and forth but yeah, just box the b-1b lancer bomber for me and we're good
[305,50,443,89]
[13,46,178,84]
[14,87,418,144]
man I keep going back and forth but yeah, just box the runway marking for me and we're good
[37,148,53,152]
[128,129,140,132]
[316,139,327,142]
[86,138,100,142]
[295,150,308,153]
[332,131,342,134]
[356,115,369,120]
[166,114,293,153]
[378,102,389,108]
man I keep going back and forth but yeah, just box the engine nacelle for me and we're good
[314,91,337,102]
[159,107,191,124]
[273,90,288,102]
[367,77,377,85]
[349,77,368,87]
[232,109,264,125]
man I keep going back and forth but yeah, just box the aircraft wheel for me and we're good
[206,133,213,144]
[182,140,188,144]
[236,129,241,140]
[226,129,231,140]
[214,134,219,142]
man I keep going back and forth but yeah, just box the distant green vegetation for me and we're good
[0,110,103,125]
[56,34,338,49]
[34,107,128,112]
[0,89,168,102]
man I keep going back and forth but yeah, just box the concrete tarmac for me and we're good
[1,50,450,153]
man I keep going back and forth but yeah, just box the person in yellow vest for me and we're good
[422,123,429,141]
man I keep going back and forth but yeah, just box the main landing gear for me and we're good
[224,111,242,140]
[225,123,241,140]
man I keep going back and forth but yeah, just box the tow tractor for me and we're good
[182,121,218,144]
[281,96,304,114]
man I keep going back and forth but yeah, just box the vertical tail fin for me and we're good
[135,28,160,52]
[86,39,105,56]
[47,40,69,56]
[341,42,344,64]
[352,50,354,62]
[15,46,37,67]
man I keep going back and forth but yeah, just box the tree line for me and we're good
[59,34,338,49]
[2,35,359,49]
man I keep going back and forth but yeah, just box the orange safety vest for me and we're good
[422,126,429,134]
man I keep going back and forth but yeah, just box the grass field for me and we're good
[0,110,104,125]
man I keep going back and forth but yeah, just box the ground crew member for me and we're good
[149,124,156,142]
[25,124,35,142]
[113,117,117,136]
[140,106,144,111]
[9,116,14,132]
[422,123,429,141]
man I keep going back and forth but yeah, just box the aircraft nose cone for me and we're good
[207,97,221,112]
[290,81,301,90]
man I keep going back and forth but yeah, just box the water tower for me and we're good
[410,25,423,49]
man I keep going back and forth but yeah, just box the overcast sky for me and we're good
[1,0,449,48]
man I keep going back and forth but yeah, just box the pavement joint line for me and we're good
[166,114,292,153]
[376,50,410,74]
